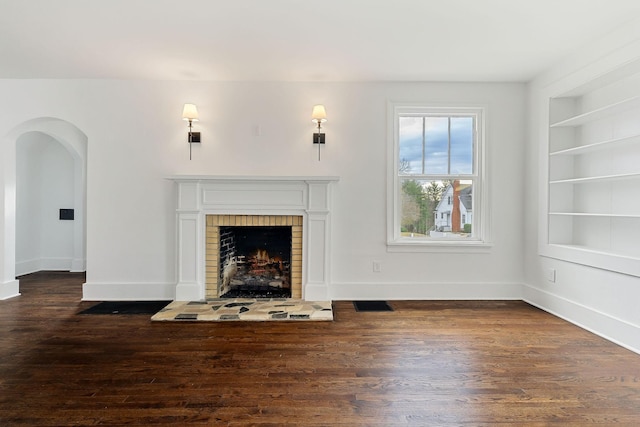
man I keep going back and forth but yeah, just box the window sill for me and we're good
[387,239,493,253]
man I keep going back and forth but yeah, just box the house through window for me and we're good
[388,104,487,246]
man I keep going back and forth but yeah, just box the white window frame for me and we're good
[386,102,491,252]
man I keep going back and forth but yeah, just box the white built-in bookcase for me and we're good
[545,60,640,277]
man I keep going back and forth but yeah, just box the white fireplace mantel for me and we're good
[168,175,339,301]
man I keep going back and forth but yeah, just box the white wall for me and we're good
[525,20,640,353]
[0,79,525,301]
[16,131,75,275]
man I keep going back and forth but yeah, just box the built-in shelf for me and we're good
[545,64,640,277]
[550,133,640,156]
[549,172,640,185]
[549,212,640,218]
[548,244,640,260]
[550,95,640,128]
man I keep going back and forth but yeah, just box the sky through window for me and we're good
[399,116,473,175]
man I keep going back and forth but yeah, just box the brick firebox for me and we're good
[206,215,303,299]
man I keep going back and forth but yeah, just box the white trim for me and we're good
[386,102,490,248]
[523,284,640,355]
[330,281,522,301]
[386,241,493,253]
[82,281,175,301]
[70,258,86,272]
[2,117,88,300]
[15,257,77,276]
[15,259,42,276]
[0,279,20,300]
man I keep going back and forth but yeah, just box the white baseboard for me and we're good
[175,282,202,301]
[40,257,73,271]
[70,258,86,272]
[0,279,20,300]
[82,282,175,301]
[76,279,640,354]
[15,259,41,276]
[304,282,330,301]
[523,284,640,355]
[329,281,523,301]
[16,257,74,276]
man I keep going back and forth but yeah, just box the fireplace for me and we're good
[169,176,338,301]
[206,215,303,299]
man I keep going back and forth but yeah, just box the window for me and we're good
[387,104,488,248]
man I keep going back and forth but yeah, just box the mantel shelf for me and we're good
[167,175,340,183]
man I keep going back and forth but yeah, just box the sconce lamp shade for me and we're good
[182,103,199,121]
[311,104,327,123]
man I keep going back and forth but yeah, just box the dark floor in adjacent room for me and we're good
[1,271,639,426]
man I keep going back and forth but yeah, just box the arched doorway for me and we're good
[1,118,87,299]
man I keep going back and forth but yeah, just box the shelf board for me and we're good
[543,244,640,277]
[550,133,640,156]
[549,212,640,218]
[550,172,640,184]
[557,59,640,97]
[547,243,640,260]
[550,96,640,128]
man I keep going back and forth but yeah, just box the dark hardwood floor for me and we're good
[1,272,639,426]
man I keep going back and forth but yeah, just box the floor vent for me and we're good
[353,301,393,312]
[79,301,171,315]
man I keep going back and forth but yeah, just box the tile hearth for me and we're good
[151,299,333,322]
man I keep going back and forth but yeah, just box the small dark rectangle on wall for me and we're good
[59,209,74,220]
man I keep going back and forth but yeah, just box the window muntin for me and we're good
[390,105,486,245]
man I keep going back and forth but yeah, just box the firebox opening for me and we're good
[219,226,292,299]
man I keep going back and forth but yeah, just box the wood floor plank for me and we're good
[1,271,639,425]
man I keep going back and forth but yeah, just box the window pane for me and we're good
[400,178,474,239]
[424,117,449,174]
[398,116,423,174]
[450,117,474,174]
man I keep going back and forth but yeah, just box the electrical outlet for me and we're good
[546,268,556,283]
[372,261,381,273]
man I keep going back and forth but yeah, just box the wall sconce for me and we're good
[182,103,201,160]
[311,104,327,161]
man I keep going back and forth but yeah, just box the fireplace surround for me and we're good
[169,176,338,301]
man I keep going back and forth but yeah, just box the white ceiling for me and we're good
[1,0,639,82]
